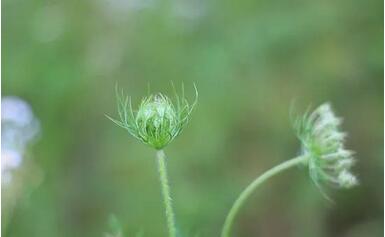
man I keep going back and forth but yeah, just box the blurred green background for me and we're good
[2,0,383,236]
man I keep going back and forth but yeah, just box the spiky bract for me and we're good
[108,84,197,150]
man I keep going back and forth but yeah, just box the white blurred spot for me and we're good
[2,149,23,172]
[1,97,40,185]
[95,0,155,22]
[173,0,206,21]
[103,0,154,12]
[85,36,124,76]
[2,96,34,127]
[32,5,66,43]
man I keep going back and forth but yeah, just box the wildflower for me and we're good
[1,149,23,184]
[294,103,358,189]
[1,96,40,185]
[221,102,358,237]
[108,85,198,237]
[107,84,197,150]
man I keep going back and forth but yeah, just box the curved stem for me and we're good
[156,150,177,237]
[221,155,308,237]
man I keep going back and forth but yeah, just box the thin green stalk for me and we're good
[156,150,177,237]
[221,155,308,237]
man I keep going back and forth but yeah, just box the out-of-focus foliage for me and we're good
[2,0,383,236]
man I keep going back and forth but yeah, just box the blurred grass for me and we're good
[2,0,383,236]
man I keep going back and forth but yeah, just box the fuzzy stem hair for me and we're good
[156,150,177,237]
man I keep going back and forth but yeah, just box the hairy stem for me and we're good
[156,150,177,237]
[221,155,308,237]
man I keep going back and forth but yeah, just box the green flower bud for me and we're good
[107,84,197,150]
